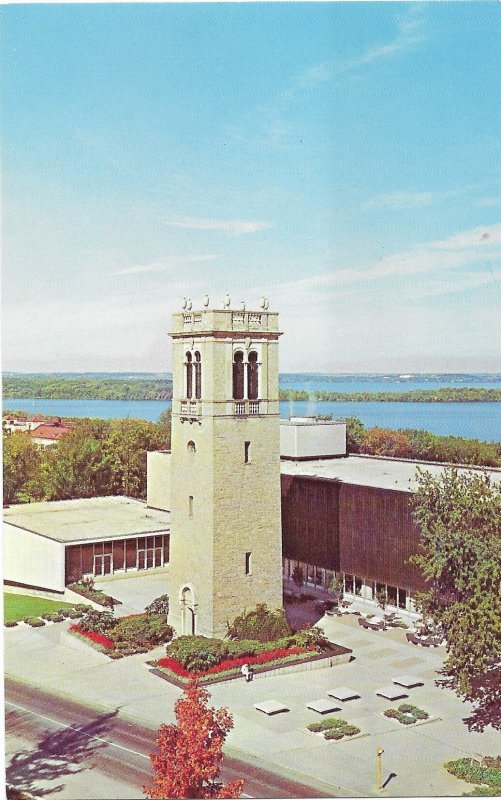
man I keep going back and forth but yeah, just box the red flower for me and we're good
[156,645,315,679]
[157,657,192,677]
[70,624,115,650]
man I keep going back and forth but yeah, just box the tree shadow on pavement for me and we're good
[6,708,119,797]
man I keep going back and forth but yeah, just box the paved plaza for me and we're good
[4,606,499,798]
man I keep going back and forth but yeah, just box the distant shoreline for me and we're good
[3,375,501,404]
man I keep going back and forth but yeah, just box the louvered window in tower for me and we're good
[248,351,259,400]
[233,351,244,399]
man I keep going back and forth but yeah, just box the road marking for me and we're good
[6,700,255,797]
[5,700,150,760]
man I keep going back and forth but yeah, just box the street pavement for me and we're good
[4,611,499,797]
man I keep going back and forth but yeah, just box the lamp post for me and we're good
[376,747,384,790]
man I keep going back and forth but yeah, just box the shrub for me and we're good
[112,613,173,647]
[397,703,429,720]
[75,603,93,612]
[108,651,124,659]
[342,725,361,736]
[67,609,83,619]
[4,620,18,627]
[79,608,115,634]
[166,636,228,671]
[384,708,399,719]
[293,627,331,652]
[324,729,345,740]
[399,714,416,725]
[444,758,501,790]
[145,594,169,617]
[227,604,292,643]
[57,609,71,618]
[307,721,331,733]
[24,617,45,627]
[41,612,64,622]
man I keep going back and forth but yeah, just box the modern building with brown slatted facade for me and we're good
[281,455,499,613]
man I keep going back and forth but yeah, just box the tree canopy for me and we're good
[411,467,501,699]
[3,413,171,505]
[144,679,243,799]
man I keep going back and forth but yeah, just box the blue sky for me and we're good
[2,2,500,373]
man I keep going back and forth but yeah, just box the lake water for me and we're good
[5,396,500,442]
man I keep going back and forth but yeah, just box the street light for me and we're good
[376,747,384,790]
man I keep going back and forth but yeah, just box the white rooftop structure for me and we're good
[280,455,501,493]
[3,496,170,543]
[280,417,346,460]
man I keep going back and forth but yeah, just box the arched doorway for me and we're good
[179,584,197,635]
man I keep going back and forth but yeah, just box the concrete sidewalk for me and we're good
[4,613,498,797]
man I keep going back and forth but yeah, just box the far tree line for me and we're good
[3,375,501,403]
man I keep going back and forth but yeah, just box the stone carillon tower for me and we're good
[168,301,283,638]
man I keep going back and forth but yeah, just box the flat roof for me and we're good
[3,496,170,543]
[280,455,501,492]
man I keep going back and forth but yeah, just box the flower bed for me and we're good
[70,624,116,652]
[152,644,346,685]
[307,717,361,740]
[384,703,429,725]
[68,609,174,656]
[68,582,119,608]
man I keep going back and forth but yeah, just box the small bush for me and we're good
[166,636,228,670]
[67,609,83,619]
[57,609,71,618]
[384,708,399,719]
[108,651,124,659]
[4,620,18,627]
[324,729,345,740]
[112,614,173,648]
[342,725,361,737]
[398,703,414,713]
[227,603,292,643]
[24,617,45,627]
[41,612,64,622]
[79,608,115,634]
[145,594,169,617]
[399,713,416,725]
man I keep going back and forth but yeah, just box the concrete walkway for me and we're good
[4,612,499,798]
[96,571,170,616]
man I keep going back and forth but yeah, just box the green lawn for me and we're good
[4,593,74,622]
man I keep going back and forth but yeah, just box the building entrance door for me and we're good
[94,553,112,576]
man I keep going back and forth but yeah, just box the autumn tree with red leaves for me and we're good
[144,678,244,799]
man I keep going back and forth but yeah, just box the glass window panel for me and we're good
[387,585,398,606]
[113,540,125,571]
[344,574,354,593]
[398,588,407,609]
[126,539,137,569]
[163,535,170,563]
[81,544,94,575]
[65,546,82,585]
[354,576,363,596]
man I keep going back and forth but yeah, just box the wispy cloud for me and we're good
[258,222,501,304]
[110,254,220,277]
[342,8,425,72]
[227,7,427,149]
[363,190,453,210]
[166,217,271,235]
[476,197,501,208]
